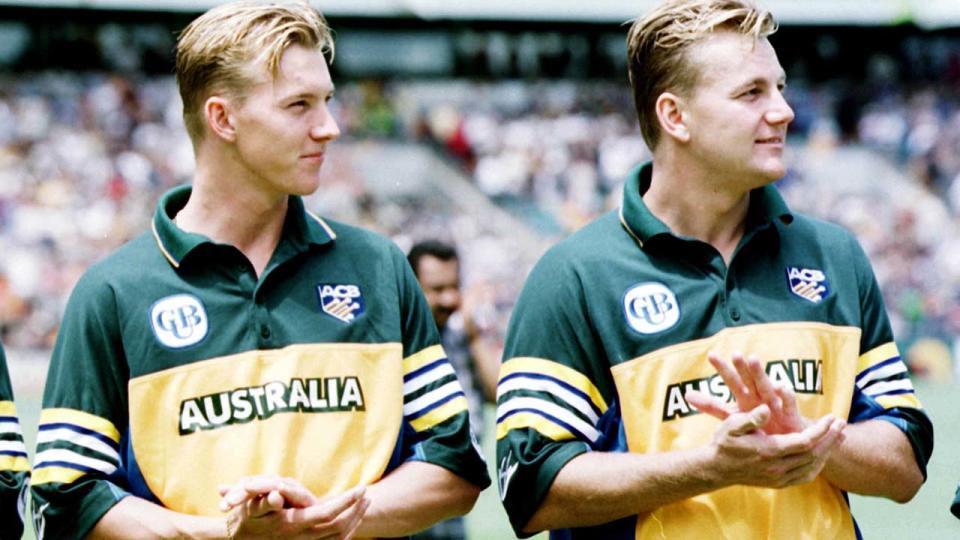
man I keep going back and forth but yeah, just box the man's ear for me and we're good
[204,96,237,142]
[655,92,690,143]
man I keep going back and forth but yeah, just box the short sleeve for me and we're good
[393,245,490,488]
[846,235,933,477]
[495,248,613,536]
[31,272,131,540]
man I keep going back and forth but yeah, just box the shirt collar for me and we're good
[151,184,337,269]
[619,162,794,249]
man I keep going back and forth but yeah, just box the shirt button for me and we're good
[730,308,741,321]
[260,325,271,339]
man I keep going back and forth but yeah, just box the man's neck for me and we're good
[174,160,290,277]
[644,156,752,264]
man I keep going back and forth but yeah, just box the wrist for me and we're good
[693,445,729,492]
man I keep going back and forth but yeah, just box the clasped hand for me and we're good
[218,475,369,540]
[685,352,846,489]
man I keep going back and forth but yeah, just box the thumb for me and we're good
[730,404,770,436]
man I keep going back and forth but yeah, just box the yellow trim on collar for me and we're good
[151,220,180,268]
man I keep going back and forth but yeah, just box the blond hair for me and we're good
[626,0,777,149]
[176,0,334,143]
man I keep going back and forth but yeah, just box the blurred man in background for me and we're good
[409,240,501,539]
[496,0,933,538]
[30,2,488,539]
[0,343,29,540]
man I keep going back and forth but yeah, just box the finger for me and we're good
[708,352,752,408]
[249,492,284,518]
[745,356,781,412]
[765,414,836,456]
[774,384,804,432]
[728,404,770,436]
[299,485,367,525]
[732,353,762,405]
[802,414,837,443]
[340,496,370,540]
[240,475,284,495]
[222,476,282,509]
[266,489,286,509]
[312,493,370,538]
[685,389,734,420]
[779,420,846,486]
[274,477,317,508]
[833,418,847,446]
[221,484,258,512]
[778,455,820,486]
[812,418,846,454]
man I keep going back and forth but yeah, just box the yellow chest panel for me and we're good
[128,343,403,515]
[610,322,860,539]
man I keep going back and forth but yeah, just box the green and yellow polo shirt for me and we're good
[31,185,489,540]
[496,163,933,540]
[0,344,29,540]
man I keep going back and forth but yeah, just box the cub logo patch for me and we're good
[317,283,365,323]
[786,266,831,304]
[150,294,208,348]
[623,282,680,335]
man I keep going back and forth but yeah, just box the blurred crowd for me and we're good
[0,74,191,348]
[0,72,958,379]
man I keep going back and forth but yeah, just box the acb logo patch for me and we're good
[786,266,831,304]
[317,283,365,323]
[150,294,209,348]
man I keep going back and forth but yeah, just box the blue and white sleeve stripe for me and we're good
[402,345,469,432]
[496,357,608,443]
[32,409,121,485]
[856,343,921,409]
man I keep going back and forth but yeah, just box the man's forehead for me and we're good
[242,72,334,102]
[688,33,784,83]
[246,47,332,88]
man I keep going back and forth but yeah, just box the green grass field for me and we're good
[10,365,958,539]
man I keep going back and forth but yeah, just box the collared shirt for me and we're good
[0,344,29,540]
[32,185,489,540]
[496,163,932,539]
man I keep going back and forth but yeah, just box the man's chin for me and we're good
[750,162,788,185]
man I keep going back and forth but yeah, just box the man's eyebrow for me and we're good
[278,84,336,101]
[732,73,788,92]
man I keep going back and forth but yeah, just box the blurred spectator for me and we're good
[408,240,501,540]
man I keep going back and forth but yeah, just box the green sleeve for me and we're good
[0,345,29,540]
[31,270,131,540]
[496,247,611,536]
[846,234,933,478]
[393,245,490,488]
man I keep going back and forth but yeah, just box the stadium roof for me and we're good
[0,0,959,28]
